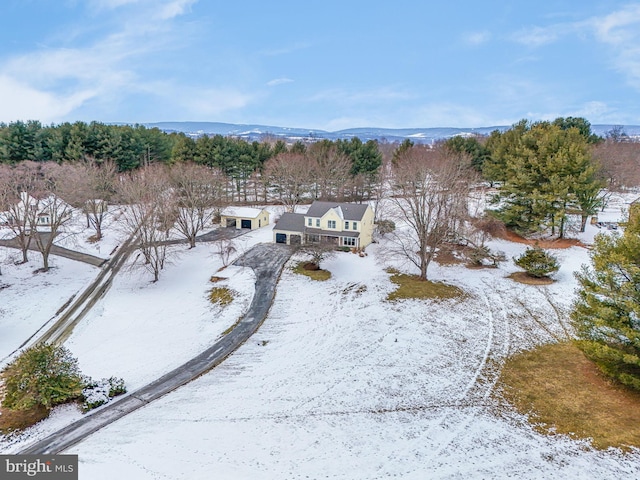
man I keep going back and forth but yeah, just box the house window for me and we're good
[307,218,312,226]
[328,220,336,229]
[343,237,356,246]
[316,219,320,227]
[352,222,358,230]
[345,221,350,230]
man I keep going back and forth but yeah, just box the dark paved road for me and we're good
[20,243,292,454]
[0,236,107,267]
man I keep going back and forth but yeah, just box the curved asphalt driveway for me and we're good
[20,243,292,454]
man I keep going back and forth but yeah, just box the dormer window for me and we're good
[328,220,336,229]
[352,222,358,230]
[307,218,312,226]
[316,219,320,227]
[345,221,350,229]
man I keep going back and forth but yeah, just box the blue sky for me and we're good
[1,0,640,130]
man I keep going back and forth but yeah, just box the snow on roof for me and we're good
[221,206,267,218]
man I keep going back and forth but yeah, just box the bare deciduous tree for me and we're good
[0,162,41,263]
[213,238,237,267]
[308,142,352,201]
[298,239,336,270]
[31,163,78,272]
[169,162,226,248]
[63,159,117,241]
[593,141,640,190]
[389,144,472,280]
[263,152,311,212]
[118,165,175,282]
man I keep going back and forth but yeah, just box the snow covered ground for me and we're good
[1,196,640,479]
[0,251,98,363]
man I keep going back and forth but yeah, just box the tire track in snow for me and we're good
[418,277,512,471]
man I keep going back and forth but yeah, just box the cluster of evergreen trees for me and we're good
[0,121,383,178]
[0,121,173,170]
[445,117,604,237]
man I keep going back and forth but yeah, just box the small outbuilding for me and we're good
[220,207,270,230]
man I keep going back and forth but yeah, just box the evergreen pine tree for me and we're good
[571,204,640,390]
[514,245,560,278]
[1,344,85,411]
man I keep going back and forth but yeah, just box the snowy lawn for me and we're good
[64,241,640,479]
[64,222,276,390]
[1,199,640,478]
[0,251,98,363]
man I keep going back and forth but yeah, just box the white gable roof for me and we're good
[221,207,266,219]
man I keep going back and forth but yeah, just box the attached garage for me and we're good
[290,234,302,245]
[220,207,270,231]
[272,212,305,246]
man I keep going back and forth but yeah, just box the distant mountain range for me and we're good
[139,121,640,143]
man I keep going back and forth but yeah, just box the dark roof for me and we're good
[305,201,369,221]
[274,212,305,232]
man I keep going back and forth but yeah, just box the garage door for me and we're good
[275,233,287,244]
[241,219,252,229]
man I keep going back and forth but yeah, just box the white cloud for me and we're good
[0,75,95,123]
[260,43,312,57]
[308,87,414,104]
[0,0,203,122]
[511,25,568,47]
[587,4,640,89]
[412,103,506,128]
[591,4,640,44]
[463,31,491,46]
[511,5,640,90]
[321,117,376,131]
[179,88,252,116]
[156,0,197,20]
[266,78,294,87]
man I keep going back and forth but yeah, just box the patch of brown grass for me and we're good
[208,287,234,306]
[0,404,50,433]
[209,275,226,283]
[293,262,331,281]
[507,272,555,285]
[498,342,640,450]
[433,244,469,266]
[495,229,585,250]
[386,269,465,301]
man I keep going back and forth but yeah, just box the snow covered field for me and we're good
[1,197,640,479]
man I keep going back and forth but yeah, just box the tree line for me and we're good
[2,116,640,282]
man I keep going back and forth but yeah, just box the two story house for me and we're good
[273,201,375,248]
